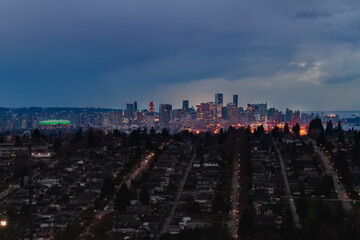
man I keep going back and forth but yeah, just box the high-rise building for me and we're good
[233,95,238,107]
[226,102,238,121]
[134,101,138,111]
[159,104,172,125]
[182,100,189,110]
[286,108,294,122]
[196,102,211,120]
[247,103,267,123]
[221,107,228,120]
[126,103,134,119]
[292,110,300,125]
[215,93,223,106]
[148,102,155,113]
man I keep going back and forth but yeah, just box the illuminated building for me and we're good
[215,93,223,106]
[227,102,239,121]
[171,109,186,120]
[196,102,216,121]
[159,104,172,125]
[148,102,155,113]
[292,110,300,125]
[196,103,210,120]
[301,113,312,124]
[247,103,267,123]
[286,108,294,122]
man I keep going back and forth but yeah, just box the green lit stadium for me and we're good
[39,119,70,125]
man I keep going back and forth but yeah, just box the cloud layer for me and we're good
[1,0,360,110]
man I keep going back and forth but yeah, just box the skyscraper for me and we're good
[148,102,155,113]
[286,108,293,122]
[159,104,172,125]
[126,103,134,119]
[133,101,138,111]
[215,93,223,106]
[182,100,189,110]
[233,95,238,107]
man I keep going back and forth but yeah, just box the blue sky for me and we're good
[1,0,360,110]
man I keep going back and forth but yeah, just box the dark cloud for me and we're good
[0,0,360,109]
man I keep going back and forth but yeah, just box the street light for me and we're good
[0,220,7,227]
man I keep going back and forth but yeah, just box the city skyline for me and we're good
[1,1,360,110]
[2,1,360,239]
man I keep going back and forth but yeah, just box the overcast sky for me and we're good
[1,0,360,110]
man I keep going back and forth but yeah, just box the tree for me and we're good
[255,125,265,137]
[284,123,290,134]
[211,192,226,213]
[352,132,360,166]
[166,181,178,192]
[32,128,41,142]
[325,120,333,134]
[88,128,96,148]
[139,184,150,204]
[338,130,345,144]
[142,127,148,136]
[161,128,169,137]
[150,126,156,136]
[129,129,141,146]
[186,196,200,213]
[218,128,225,144]
[14,135,22,146]
[100,177,115,197]
[74,128,83,143]
[239,206,254,239]
[308,118,325,143]
[292,123,300,136]
[271,126,281,139]
[113,129,121,138]
[246,125,251,136]
[337,120,342,132]
[54,137,61,151]
[115,184,130,211]
[297,196,308,219]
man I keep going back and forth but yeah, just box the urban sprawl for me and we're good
[0,94,360,240]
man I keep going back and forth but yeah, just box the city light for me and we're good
[0,220,7,227]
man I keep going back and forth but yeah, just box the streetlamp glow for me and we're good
[0,220,7,227]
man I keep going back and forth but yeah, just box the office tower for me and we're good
[134,101,138,111]
[233,95,238,107]
[159,104,172,124]
[215,93,223,106]
[293,110,300,124]
[182,100,189,110]
[221,107,228,120]
[258,103,267,117]
[286,108,294,122]
[247,102,267,123]
[227,102,238,121]
[126,103,134,119]
[196,102,211,120]
[148,102,155,113]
